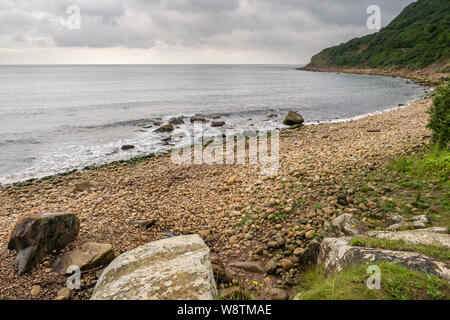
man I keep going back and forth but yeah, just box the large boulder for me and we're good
[367,227,450,248]
[323,214,368,238]
[91,235,218,300]
[52,242,116,275]
[318,237,450,281]
[8,213,79,275]
[282,111,304,126]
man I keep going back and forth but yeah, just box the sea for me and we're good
[0,64,427,184]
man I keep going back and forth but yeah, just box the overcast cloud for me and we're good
[0,0,415,64]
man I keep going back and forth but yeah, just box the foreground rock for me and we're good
[52,242,116,275]
[91,235,217,300]
[8,213,79,275]
[368,227,450,248]
[318,237,450,281]
[282,111,304,126]
[323,214,368,238]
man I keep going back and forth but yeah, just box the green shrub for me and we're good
[427,83,450,149]
[391,146,450,179]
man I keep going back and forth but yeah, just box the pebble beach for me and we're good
[0,97,432,300]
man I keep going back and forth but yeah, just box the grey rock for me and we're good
[367,227,450,248]
[323,214,368,238]
[52,242,115,275]
[91,235,217,300]
[318,237,450,281]
[229,261,265,274]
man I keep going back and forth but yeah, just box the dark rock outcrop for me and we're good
[8,213,79,275]
[283,111,304,126]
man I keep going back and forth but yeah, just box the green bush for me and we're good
[427,83,450,149]
[391,146,450,179]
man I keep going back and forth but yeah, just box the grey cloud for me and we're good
[0,0,416,61]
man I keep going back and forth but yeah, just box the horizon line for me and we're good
[0,63,307,66]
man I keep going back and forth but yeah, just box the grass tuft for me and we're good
[294,263,449,300]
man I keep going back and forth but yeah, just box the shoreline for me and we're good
[0,94,433,300]
[298,66,448,86]
[0,90,428,188]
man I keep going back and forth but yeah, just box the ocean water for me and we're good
[0,64,425,184]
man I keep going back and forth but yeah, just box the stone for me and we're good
[429,206,441,213]
[8,213,79,275]
[410,215,428,224]
[281,259,293,270]
[121,145,135,151]
[198,229,211,239]
[73,181,93,192]
[265,258,280,274]
[211,258,232,284]
[211,121,225,127]
[367,227,450,248]
[337,194,348,206]
[52,242,116,275]
[283,111,304,126]
[56,288,71,300]
[169,117,185,125]
[318,237,450,281]
[154,124,174,133]
[91,235,217,300]
[269,288,288,300]
[297,239,321,269]
[268,241,280,249]
[31,285,41,297]
[293,248,305,256]
[385,213,404,225]
[413,221,426,229]
[386,223,409,231]
[190,117,208,123]
[323,214,368,238]
[305,230,315,239]
[229,261,265,274]
[129,219,156,230]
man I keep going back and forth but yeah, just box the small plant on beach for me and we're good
[427,82,450,149]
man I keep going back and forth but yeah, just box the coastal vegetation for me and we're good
[295,263,449,300]
[307,0,450,72]
[427,82,450,148]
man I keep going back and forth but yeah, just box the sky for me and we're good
[0,0,416,64]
